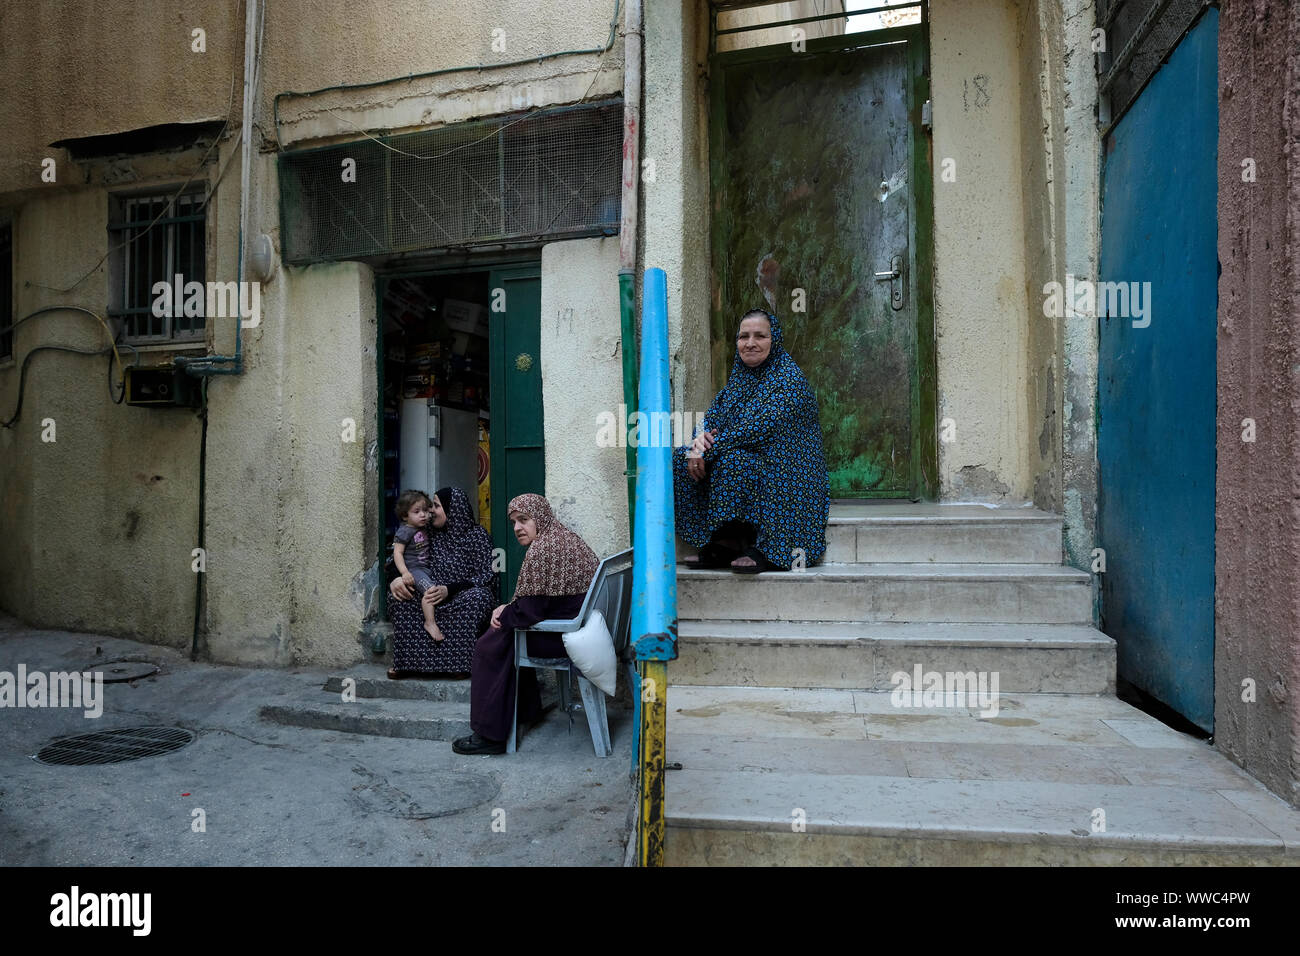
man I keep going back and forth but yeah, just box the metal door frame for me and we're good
[373,252,542,613]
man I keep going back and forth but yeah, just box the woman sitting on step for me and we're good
[673,308,830,574]
[452,493,598,756]
[386,487,496,679]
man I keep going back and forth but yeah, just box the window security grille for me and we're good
[108,191,206,342]
[278,100,624,264]
[1096,0,1207,135]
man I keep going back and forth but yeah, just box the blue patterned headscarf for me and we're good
[702,310,798,441]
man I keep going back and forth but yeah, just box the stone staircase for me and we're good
[665,504,1300,865]
[260,670,475,741]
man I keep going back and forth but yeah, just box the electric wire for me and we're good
[0,306,136,426]
[1,339,138,428]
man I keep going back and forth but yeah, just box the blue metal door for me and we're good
[1097,10,1218,730]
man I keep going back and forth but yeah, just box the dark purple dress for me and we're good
[469,592,585,742]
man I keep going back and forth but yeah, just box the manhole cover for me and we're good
[34,726,195,766]
[96,660,160,683]
[348,766,499,819]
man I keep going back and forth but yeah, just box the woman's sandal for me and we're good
[730,547,773,575]
[387,668,407,680]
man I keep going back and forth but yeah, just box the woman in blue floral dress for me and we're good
[672,309,829,573]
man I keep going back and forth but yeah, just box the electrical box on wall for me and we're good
[124,365,200,407]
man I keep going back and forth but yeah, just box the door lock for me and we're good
[874,254,905,311]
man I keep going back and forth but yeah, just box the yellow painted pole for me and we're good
[638,660,668,866]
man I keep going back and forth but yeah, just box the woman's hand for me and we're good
[690,428,718,457]
[687,428,718,482]
[424,585,449,608]
[389,576,414,601]
[490,603,507,629]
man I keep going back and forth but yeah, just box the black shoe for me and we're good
[452,733,506,755]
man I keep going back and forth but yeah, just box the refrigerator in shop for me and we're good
[399,399,482,513]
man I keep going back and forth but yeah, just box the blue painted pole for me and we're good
[632,268,678,656]
[633,267,677,866]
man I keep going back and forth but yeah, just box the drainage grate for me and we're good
[34,726,196,766]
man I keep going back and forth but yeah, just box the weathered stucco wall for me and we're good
[0,187,202,648]
[267,0,624,147]
[1017,0,1066,516]
[540,237,629,561]
[644,0,713,428]
[199,154,378,668]
[1012,0,1100,577]
[930,0,1035,502]
[1059,0,1101,575]
[0,0,241,194]
[1214,0,1300,805]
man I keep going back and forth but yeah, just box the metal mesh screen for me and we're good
[1097,0,1207,135]
[279,100,623,264]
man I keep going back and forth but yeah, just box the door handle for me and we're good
[874,254,905,311]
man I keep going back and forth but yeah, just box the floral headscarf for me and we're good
[507,493,598,600]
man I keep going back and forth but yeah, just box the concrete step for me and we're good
[823,504,1062,564]
[678,563,1093,624]
[322,671,472,703]
[664,686,1300,866]
[671,621,1115,694]
[260,697,472,741]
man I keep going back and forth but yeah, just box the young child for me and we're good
[393,490,443,642]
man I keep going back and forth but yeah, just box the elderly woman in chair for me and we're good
[452,493,598,756]
[674,308,829,573]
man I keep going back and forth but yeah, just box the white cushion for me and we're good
[562,610,617,696]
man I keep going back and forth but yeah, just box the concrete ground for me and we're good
[0,615,634,866]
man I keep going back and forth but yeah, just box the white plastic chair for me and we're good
[507,549,634,757]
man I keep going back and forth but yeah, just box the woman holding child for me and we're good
[386,487,496,678]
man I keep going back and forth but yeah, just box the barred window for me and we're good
[108,190,206,343]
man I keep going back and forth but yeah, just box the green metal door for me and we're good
[710,26,936,499]
[488,264,545,600]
